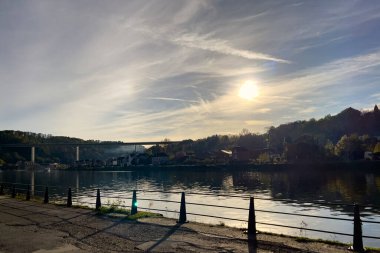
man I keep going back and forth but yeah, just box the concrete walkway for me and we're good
[0,196,367,253]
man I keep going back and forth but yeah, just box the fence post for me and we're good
[248,196,257,242]
[353,204,364,252]
[67,188,72,207]
[0,184,3,195]
[44,187,49,204]
[26,185,30,201]
[95,189,101,210]
[11,184,16,198]
[131,190,137,215]
[178,192,187,223]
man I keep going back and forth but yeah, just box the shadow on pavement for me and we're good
[145,223,183,252]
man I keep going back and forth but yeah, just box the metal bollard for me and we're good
[95,189,101,210]
[26,185,30,201]
[67,188,72,207]
[178,192,187,223]
[43,187,49,204]
[352,204,364,252]
[248,196,257,243]
[131,190,138,215]
[11,185,16,198]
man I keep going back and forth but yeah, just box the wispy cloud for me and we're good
[245,120,272,126]
[256,108,272,113]
[146,97,200,103]
[130,25,290,64]
[172,33,291,63]
[295,35,350,53]
[268,50,380,98]
[299,107,317,114]
[370,93,380,99]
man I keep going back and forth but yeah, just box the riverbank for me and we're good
[63,160,380,171]
[0,197,378,253]
[1,160,379,172]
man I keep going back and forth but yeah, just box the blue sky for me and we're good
[1,0,380,141]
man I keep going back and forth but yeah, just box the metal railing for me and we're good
[1,181,379,252]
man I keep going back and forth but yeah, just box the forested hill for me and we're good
[0,130,121,145]
[165,105,380,158]
[266,105,380,151]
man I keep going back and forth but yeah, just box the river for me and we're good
[1,165,379,247]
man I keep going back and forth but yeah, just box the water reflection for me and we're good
[1,167,380,212]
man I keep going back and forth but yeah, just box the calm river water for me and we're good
[1,166,380,247]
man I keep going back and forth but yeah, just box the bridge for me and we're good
[0,141,182,163]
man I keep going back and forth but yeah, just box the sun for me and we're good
[239,80,259,100]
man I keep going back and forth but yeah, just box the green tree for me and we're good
[257,153,270,164]
[284,135,321,161]
[334,134,364,160]
[324,139,335,159]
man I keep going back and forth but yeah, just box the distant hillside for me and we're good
[165,105,380,161]
[0,131,144,164]
[267,105,380,151]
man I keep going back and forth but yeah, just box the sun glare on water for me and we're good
[239,80,259,100]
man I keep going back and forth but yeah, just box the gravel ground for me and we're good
[0,196,376,253]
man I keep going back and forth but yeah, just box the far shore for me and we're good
[67,160,380,171]
[1,160,379,172]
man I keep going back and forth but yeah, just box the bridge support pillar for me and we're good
[31,146,35,163]
[76,146,80,161]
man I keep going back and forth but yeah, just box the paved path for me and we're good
[0,196,366,253]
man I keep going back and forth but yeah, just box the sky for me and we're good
[1,0,380,141]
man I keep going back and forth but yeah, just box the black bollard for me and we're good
[11,185,16,198]
[67,187,72,207]
[26,185,30,201]
[0,184,3,195]
[131,190,137,215]
[44,187,49,204]
[353,204,364,252]
[178,192,187,223]
[95,189,101,210]
[248,196,257,243]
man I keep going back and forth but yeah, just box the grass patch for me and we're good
[97,205,130,215]
[15,193,26,200]
[70,204,93,210]
[294,237,347,246]
[366,247,380,253]
[127,211,163,220]
[96,205,162,220]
